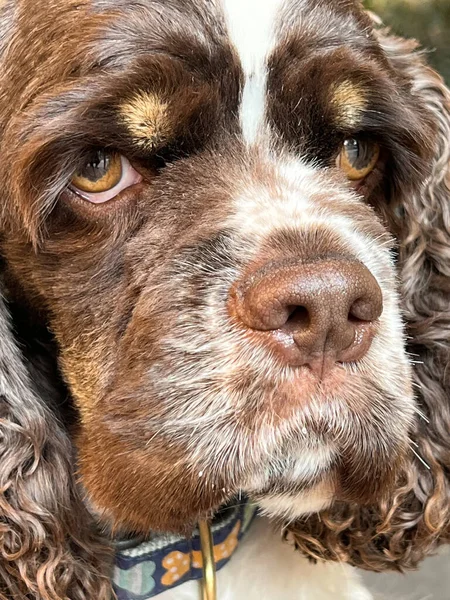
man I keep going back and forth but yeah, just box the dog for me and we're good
[1,0,449,598]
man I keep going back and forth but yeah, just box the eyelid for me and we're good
[70,155,143,203]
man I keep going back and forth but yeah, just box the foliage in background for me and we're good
[364,0,450,82]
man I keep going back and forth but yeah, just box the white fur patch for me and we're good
[243,444,335,494]
[289,445,336,482]
[258,480,334,520]
[221,0,285,144]
[226,154,393,287]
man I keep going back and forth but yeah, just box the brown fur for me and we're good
[0,1,449,598]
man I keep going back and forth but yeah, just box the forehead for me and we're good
[2,0,429,246]
[3,0,378,115]
[89,0,374,74]
[2,0,380,95]
[87,0,379,144]
[1,0,388,183]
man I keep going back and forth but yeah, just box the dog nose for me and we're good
[230,258,383,377]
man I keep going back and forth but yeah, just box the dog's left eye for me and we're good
[337,138,380,181]
[70,151,142,203]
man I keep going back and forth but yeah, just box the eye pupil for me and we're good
[337,138,380,181]
[343,139,360,164]
[81,151,111,183]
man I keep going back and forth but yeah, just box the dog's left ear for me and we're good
[286,29,450,571]
[377,26,450,563]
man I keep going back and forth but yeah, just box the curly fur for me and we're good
[286,31,450,572]
[0,295,113,598]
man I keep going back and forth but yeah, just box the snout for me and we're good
[229,257,383,377]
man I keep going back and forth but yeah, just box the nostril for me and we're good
[348,312,367,325]
[349,296,382,323]
[285,305,310,328]
[348,306,366,324]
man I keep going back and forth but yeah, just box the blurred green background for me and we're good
[364,0,450,82]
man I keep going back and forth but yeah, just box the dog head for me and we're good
[0,0,449,597]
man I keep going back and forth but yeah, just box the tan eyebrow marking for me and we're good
[120,92,172,150]
[330,81,367,127]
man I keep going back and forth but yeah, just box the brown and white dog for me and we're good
[0,0,450,598]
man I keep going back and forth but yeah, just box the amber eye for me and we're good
[337,138,380,181]
[71,150,123,193]
[69,151,143,204]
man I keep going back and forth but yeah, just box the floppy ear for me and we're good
[286,30,450,571]
[0,288,113,598]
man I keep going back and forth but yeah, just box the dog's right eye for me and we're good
[70,150,143,203]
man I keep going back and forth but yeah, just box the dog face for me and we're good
[0,0,445,538]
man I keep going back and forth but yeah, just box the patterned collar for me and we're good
[113,500,257,599]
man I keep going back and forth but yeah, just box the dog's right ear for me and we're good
[0,2,113,596]
[0,282,113,597]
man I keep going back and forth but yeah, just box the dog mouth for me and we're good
[218,364,360,427]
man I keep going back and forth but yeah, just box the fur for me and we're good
[0,1,449,598]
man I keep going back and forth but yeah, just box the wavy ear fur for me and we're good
[287,30,450,571]
[0,290,113,599]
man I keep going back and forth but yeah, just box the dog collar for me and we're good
[113,500,256,599]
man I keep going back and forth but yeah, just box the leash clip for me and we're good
[199,520,217,600]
